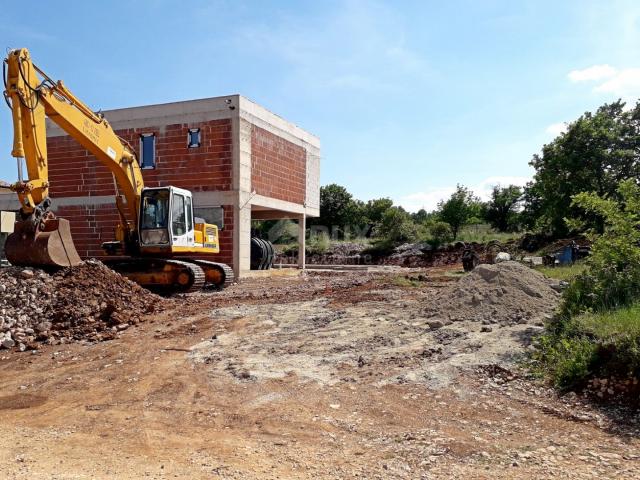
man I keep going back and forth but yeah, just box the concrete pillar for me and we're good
[298,214,306,269]
[234,200,252,276]
[234,116,253,278]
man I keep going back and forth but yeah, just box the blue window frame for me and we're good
[140,133,156,169]
[188,128,201,148]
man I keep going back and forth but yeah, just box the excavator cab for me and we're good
[138,186,220,255]
[139,186,193,249]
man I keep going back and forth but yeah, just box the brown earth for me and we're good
[0,267,639,479]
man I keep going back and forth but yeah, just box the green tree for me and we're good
[376,207,417,244]
[362,198,394,236]
[524,100,640,236]
[437,185,479,240]
[485,185,523,232]
[411,208,432,224]
[561,179,640,317]
[309,184,367,237]
[428,220,453,246]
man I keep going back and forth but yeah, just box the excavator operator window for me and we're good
[172,193,186,236]
[140,189,170,245]
[141,190,169,229]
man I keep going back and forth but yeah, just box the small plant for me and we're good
[307,231,330,255]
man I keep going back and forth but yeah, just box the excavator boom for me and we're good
[3,48,143,267]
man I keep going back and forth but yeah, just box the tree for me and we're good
[523,100,640,237]
[411,208,431,224]
[376,207,417,244]
[309,184,367,237]
[362,198,394,236]
[437,185,479,240]
[485,185,523,232]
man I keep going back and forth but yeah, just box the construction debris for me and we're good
[0,260,164,350]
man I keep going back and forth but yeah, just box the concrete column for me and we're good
[298,214,306,269]
[234,117,253,277]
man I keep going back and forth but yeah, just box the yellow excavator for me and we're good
[2,48,233,292]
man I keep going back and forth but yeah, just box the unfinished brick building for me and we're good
[44,95,320,278]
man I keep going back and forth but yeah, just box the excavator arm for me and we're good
[3,48,145,266]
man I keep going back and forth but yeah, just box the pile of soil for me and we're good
[424,261,561,325]
[0,260,164,350]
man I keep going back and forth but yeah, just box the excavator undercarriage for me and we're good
[106,258,234,293]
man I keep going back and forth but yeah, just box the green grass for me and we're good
[455,224,519,244]
[578,303,640,340]
[535,262,587,281]
[391,275,425,288]
[533,303,640,388]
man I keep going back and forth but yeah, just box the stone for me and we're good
[495,252,511,263]
[427,320,444,330]
[1,338,15,349]
[481,326,493,333]
[20,270,34,279]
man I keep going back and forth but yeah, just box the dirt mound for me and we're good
[0,260,164,350]
[424,261,561,325]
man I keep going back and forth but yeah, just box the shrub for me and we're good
[561,179,640,317]
[376,207,418,245]
[533,179,640,390]
[428,221,453,247]
[307,231,330,255]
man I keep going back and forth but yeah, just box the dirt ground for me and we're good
[1,267,639,479]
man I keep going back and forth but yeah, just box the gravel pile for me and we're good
[424,261,561,325]
[0,260,164,351]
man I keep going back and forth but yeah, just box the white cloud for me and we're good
[567,64,640,102]
[568,64,617,83]
[546,122,567,136]
[593,67,640,96]
[397,176,530,212]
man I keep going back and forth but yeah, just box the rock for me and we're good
[20,270,34,279]
[427,320,444,330]
[1,338,15,349]
[495,252,511,263]
[481,326,493,332]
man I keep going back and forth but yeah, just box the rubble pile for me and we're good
[0,260,164,350]
[424,261,561,326]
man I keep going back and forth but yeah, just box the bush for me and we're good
[534,303,640,388]
[376,207,418,245]
[307,231,330,255]
[533,179,640,389]
[428,221,453,247]
[561,179,640,317]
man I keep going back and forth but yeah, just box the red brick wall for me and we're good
[251,126,306,204]
[56,203,234,267]
[47,118,234,263]
[47,118,233,197]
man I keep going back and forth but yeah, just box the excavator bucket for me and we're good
[5,217,82,268]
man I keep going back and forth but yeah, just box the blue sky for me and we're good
[1,0,639,211]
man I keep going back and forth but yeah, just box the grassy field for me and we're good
[577,303,640,340]
[455,224,520,244]
[535,262,587,281]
